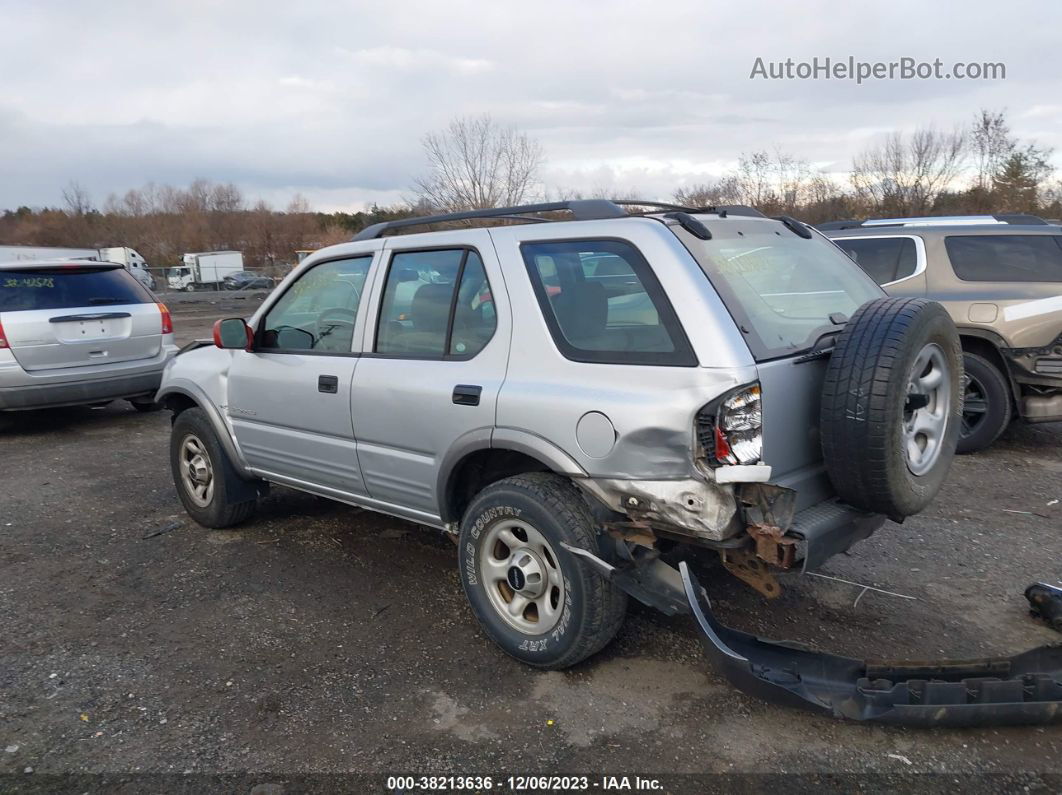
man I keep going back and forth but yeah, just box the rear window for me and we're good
[833,237,920,284]
[0,268,152,312]
[676,219,883,361]
[944,235,1062,282]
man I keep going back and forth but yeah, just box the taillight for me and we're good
[158,302,173,334]
[697,383,763,466]
[0,319,7,349]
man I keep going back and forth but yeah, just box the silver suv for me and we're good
[156,201,1062,723]
[0,260,177,413]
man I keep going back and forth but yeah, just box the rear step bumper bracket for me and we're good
[679,561,1062,726]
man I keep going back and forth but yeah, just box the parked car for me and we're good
[823,215,1062,453]
[157,200,1062,726]
[223,271,274,291]
[0,260,177,413]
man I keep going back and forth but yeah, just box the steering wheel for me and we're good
[316,307,358,351]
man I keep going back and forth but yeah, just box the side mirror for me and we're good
[213,318,253,350]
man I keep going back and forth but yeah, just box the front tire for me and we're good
[170,408,257,528]
[458,473,626,669]
[957,352,1012,454]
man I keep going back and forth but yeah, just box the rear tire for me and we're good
[821,298,962,518]
[170,407,257,528]
[458,473,627,669]
[956,352,1012,454]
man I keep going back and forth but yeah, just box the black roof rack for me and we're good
[350,199,768,240]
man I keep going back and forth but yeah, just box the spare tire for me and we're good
[820,298,962,518]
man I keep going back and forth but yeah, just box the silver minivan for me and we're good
[0,260,178,413]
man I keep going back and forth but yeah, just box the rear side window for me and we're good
[521,239,696,366]
[833,237,919,284]
[375,248,497,358]
[945,235,1062,282]
[0,268,152,312]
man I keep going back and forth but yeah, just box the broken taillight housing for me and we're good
[698,383,763,466]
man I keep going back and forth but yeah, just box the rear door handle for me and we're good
[452,384,482,406]
[318,375,339,394]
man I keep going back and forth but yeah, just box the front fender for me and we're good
[156,377,252,479]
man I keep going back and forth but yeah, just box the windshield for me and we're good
[676,219,884,360]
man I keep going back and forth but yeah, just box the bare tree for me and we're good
[413,114,543,211]
[971,109,1013,192]
[850,127,966,215]
[62,181,93,215]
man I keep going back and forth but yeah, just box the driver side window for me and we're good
[259,256,371,352]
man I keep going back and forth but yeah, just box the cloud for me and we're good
[0,0,1060,209]
[338,46,493,75]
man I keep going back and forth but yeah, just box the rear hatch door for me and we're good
[0,265,162,371]
[669,218,885,510]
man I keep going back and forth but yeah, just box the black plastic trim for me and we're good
[680,562,1062,726]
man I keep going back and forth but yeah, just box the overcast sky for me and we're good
[2,0,1061,211]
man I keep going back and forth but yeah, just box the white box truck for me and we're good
[0,245,156,290]
[167,251,244,292]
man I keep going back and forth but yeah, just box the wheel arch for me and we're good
[437,429,587,525]
[157,382,253,478]
[957,328,1020,408]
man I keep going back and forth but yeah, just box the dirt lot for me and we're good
[2,296,1061,788]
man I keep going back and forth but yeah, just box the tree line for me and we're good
[2,108,1059,271]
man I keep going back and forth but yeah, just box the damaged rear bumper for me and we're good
[679,562,1062,726]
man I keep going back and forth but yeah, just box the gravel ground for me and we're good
[1,297,1060,789]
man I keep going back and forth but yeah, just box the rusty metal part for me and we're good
[721,546,782,599]
[603,521,658,549]
[746,522,797,570]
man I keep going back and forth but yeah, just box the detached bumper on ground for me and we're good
[679,562,1062,726]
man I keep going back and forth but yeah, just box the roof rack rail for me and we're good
[817,214,1051,231]
[350,199,777,240]
[706,205,766,218]
[351,200,629,241]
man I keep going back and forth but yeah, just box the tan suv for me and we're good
[824,216,1062,452]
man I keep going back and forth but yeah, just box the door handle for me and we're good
[452,384,482,406]
[318,375,339,394]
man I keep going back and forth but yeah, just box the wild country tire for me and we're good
[458,473,627,669]
[957,352,1012,454]
[821,297,962,518]
[170,407,257,528]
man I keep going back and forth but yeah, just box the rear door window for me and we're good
[0,268,152,311]
[375,248,497,358]
[944,235,1062,282]
[833,237,919,284]
[521,239,696,366]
